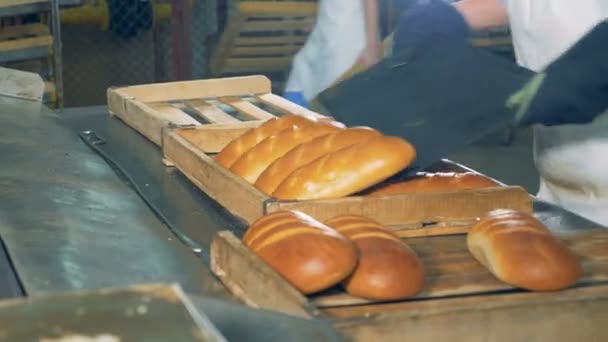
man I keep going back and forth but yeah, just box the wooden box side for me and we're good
[163,129,269,223]
[267,186,533,236]
[210,231,319,319]
[327,285,608,342]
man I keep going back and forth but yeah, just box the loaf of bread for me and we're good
[467,209,582,291]
[369,172,499,195]
[324,215,425,300]
[254,127,382,195]
[243,210,358,294]
[272,136,416,200]
[230,120,345,184]
[215,114,317,168]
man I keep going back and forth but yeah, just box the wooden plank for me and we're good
[163,131,268,223]
[0,23,48,40]
[219,96,276,120]
[223,57,293,73]
[0,35,52,52]
[0,0,48,7]
[311,230,608,308]
[235,35,308,46]
[210,14,247,75]
[174,123,265,154]
[266,186,533,227]
[184,99,241,124]
[113,75,272,103]
[256,93,326,119]
[241,19,313,33]
[210,231,318,319]
[113,100,200,146]
[327,285,608,342]
[232,45,301,56]
[239,2,317,17]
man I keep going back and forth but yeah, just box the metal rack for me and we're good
[0,0,64,107]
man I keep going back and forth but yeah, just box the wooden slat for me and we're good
[239,2,317,17]
[328,285,608,342]
[223,57,293,73]
[0,36,52,52]
[0,23,49,40]
[210,231,318,319]
[231,45,301,56]
[266,186,533,227]
[175,122,265,154]
[219,96,276,120]
[241,19,313,33]
[311,230,608,308]
[235,35,308,46]
[0,0,48,7]
[111,75,272,103]
[184,99,241,124]
[256,93,325,119]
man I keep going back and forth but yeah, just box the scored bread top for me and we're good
[214,114,318,168]
[467,209,582,291]
[254,127,382,195]
[229,120,345,184]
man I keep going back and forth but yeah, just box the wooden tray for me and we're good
[107,75,323,147]
[210,229,608,341]
[109,75,532,233]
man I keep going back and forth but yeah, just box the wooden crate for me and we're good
[0,23,52,56]
[109,75,532,232]
[209,1,318,76]
[107,75,323,147]
[210,229,608,341]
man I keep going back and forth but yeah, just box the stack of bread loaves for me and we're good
[242,210,425,300]
[214,114,417,200]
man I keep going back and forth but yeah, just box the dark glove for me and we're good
[508,20,608,126]
[393,0,471,54]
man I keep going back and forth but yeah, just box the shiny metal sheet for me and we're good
[0,97,227,298]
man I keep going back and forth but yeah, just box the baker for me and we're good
[389,0,608,226]
[283,0,382,108]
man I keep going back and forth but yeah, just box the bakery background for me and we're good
[1,0,539,193]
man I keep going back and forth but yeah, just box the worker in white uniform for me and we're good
[283,0,382,108]
[390,0,608,226]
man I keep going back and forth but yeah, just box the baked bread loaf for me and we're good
[230,120,344,184]
[369,172,499,195]
[324,215,425,300]
[467,209,582,291]
[254,127,382,195]
[243,210,358,294]
[215,114,317,168]
[272,135,416,200]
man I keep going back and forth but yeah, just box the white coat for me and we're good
[284,0,366,102]
[504,0,608,226]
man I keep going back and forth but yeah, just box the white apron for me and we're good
[505,0,608,226]
[285,0,366,101]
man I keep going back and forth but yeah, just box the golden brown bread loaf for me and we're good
[324,215,425,300]
[254,127,382,195]
[243,210,358,294]
[215,114,317,168]
[230,120,345,184]
[272,135,416,200]
[368,172,499,195]
[467,209,582,291]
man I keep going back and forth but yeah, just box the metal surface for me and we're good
[0,97,228,298]
[0,238,24,299]
[0,283,227,342]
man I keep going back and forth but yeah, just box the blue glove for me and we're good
[508,20,608,127]
[283,91,310,108]
[393,0,471,54]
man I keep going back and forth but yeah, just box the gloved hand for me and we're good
[508,20,608,127]
[392,0,471,54]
